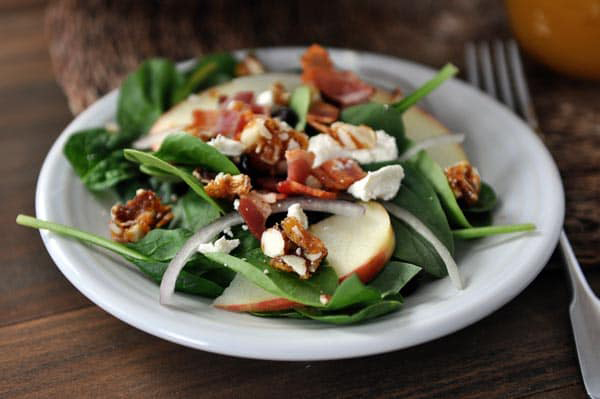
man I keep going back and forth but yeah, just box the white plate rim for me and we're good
[34,46,564,361]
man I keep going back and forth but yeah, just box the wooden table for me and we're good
[2,1,598,397]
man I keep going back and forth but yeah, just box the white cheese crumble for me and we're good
[280,255,308,277]
[319,294,329,305]
[207,135,245,157]
[256,89,274,107]
[261,228,286,257]
[287,203,309,228]
[347,165,405,201]
[233,199,240,210]
[197,236,240,254]
[307,129,397,167]
[223,227,233,238]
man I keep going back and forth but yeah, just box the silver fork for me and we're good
[465,40,600,399]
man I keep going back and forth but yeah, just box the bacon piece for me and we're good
[277,180,337,199]
[237,193,272,238]
[232,91,255,104]
[109,189,173,243]
[301,44,374,107]
[311,158,367,191]
[190,109,246,138]
[307,100,340,124]
[285,149,315,184]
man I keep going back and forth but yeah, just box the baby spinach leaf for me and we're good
[289,85,311,131]
[390,218,447,277]
[368,261,422,298]
[452,223,535,240]
[296,301,402,325]
[466,182,497,213]
[410,150,471,228]
[138,165,182,182]
[153,132,239,175]
[127,228,193,261]
[230,226,261,257]
[204,250,338,307]
[129,258,224,297]
[173,190,221,231]
[392,162,454,253]
[81,150,139,191]
[341,102,409,151]
[124,149,223,213]
[117,59,182,138]
[64,128,126,177]
[172,53,237,104]
[324,274,381,311]
[341,64,459,153]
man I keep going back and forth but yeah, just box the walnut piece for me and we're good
[267,216,327,279]
[204,173,252,199]
[235,53,266,76]
[444,160,482,206]
[110,189,173,243]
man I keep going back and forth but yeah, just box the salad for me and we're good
[17,45,535,324]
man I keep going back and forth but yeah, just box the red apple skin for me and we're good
[339,242,394,283]
[215,298,299,313]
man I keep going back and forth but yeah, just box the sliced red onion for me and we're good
[160,198,363,305]
[398,134,465,162]
[383,202,464,290]
[160,212,244,305]
[271,197,365,217]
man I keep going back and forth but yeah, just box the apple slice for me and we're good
[213,274,297,312]
[213,201,395,312]
[309,201,395,282]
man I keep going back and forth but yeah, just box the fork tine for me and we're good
[464,42,479,88]
[478,42,497,98]
[493,41,516,111]
[507,40,540,130]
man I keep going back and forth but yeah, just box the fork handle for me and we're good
[561,231,600,399]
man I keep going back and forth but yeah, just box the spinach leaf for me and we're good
[117,59,182,138]
[466,182,497,213]
[452,223,535,240]
[124,149,223,213]
[129,258,224,297]
[172,53,237,104]
[204,250,338,307]
[138,165,182,182]
[325,274,381,311]
[81,149,139,191]
[289,85,311,131]
[410,150,471,228]
[341,64,459,153]
[391,218,447,277]
[341,102,409,151]
[172,190,221,231]
[230,226,261,257]
[154,132,240,175]
[368,261,422,298]
[127,228,192,261]
[16,215,225,297]
[296,301,402,325]
[392,162,454,253]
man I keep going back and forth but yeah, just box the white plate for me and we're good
[35,47,564,361]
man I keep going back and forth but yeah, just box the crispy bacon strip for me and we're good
[277,180,337,199]
[237,193,272,238]
[190,109,246,138]
[301,44,374,106]
[285,149,315,184]
[307,100,340,124]
[311,158,366,191]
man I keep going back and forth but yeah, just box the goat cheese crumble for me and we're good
[207,135,245,157]
[198,236,240,254]
[347,165,405,201]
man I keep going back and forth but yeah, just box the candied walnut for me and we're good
[240,116,309,174]
[262,216,328,279]
[235,53,266,76]
[109,189,173,243]
[204,173,252,199]
[445,160,482,206]
[271,82,290,106]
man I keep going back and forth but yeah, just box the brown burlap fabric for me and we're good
[44,0,507,114]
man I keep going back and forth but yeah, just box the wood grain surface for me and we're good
[1,0,598,398]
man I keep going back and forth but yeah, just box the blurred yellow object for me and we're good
[506,0,600,80]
